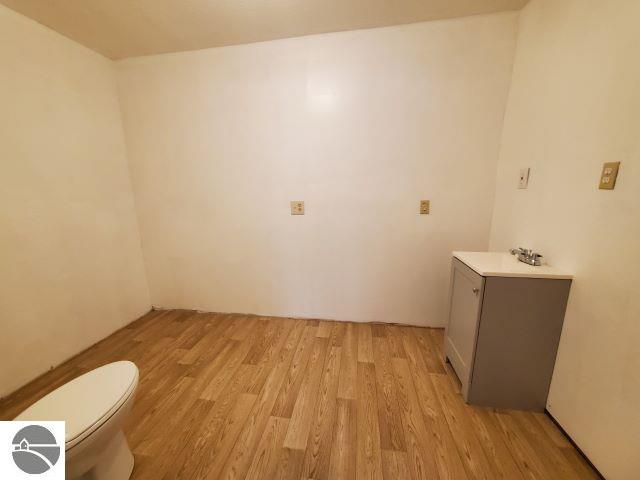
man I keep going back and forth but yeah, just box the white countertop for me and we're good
[453,251,574,279]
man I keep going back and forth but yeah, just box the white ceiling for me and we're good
[0,0,528,59]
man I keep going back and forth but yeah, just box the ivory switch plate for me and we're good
[420,200,430,215]
[599,162,620,190]
[290,201,305,215]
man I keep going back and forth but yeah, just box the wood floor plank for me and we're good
[130,374,196,452]
[283,337,330,450]
[185,339,239,394]
[229,315,258,341]
[201,392,258,480]
[371,324,387,338]
[512,410,583,480]
[273,447,306,480]
[561,448,601,480]
[242,319,275,365]
[328,398,357,480]
[430,373,496,480]
[392,358,441,480]
[301,345,342,480]
[337,322,358,400]
[357,323,375,363]
[398,327,467,480]
[401,327,468,480]
[429,328,445,360]
[199,339,256,401]
[494,410,555,480]
[356,361,384,480]
[138,397,217,478]
[0,311,598,480]
[218,321,305,480]
[178,315,234,365]
[174,313,212,349]
[245,416,290,480]
[271,325,318,418]
[244,320,293,395]
[413,327,446,374]
[132,309,178,342]
[172,364,258,479]
[382,450,412,480]
[128,347,191,428]
[328,321,345,347]
[385,325,407,359]
[372,337,406,452]
[317,320,333,338]
[531,412,572,448]
[466,407,525,480]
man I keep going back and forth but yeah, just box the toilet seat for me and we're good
[15,361,139,451]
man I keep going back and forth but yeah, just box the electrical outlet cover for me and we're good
[599,162,620,190]
[290,201,305,215]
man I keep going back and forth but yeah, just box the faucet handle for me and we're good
[531,253,543,266]
[510,248,543,266]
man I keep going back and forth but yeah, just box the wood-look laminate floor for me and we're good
[0,310,599,480]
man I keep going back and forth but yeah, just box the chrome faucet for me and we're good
[509,247,543,266]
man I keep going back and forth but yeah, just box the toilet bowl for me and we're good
[15,361,139,480]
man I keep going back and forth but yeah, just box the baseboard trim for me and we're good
[545,410,606,480]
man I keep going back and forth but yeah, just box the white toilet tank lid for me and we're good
[15,361,138,447]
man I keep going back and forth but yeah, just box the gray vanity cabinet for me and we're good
[444,256,572,412]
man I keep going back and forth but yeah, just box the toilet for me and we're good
[15,361,139,480]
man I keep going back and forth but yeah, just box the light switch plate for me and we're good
[599,162,620,190]
[290,201,305,215]
[420,200,430,215]
[518,168,530,189]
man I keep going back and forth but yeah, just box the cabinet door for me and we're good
[445,259,484,396]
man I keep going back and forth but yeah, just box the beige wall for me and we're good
[489,1,640,478]
[116,13,518,326]
[0,6,150,397]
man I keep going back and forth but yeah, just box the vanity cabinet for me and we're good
[444,252,573,411]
